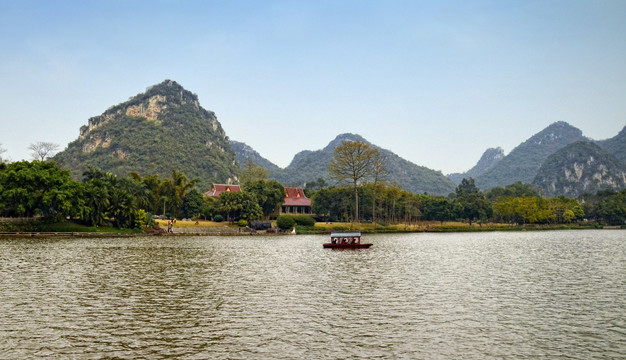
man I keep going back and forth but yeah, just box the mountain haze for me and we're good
[53,80,239,188]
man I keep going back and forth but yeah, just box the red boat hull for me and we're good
[323,243,373,249]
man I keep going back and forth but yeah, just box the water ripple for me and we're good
[0,230,624,359]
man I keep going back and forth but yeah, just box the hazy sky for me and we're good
[1,0,624,174]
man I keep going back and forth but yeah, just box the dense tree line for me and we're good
[0,160,624,229]
[309,178,626,226]
[0,161,285,229]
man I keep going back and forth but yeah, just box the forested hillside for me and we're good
[53,80,239,189]
[474,122,587,190]
[533,141,626,197]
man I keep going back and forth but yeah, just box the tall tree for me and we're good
[240,159,269,183]
[329,141,378,222]
[28,142,59,161]
[370,151,388,224]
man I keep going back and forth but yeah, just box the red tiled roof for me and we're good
[283,187,311,206]
[204,184,241,198]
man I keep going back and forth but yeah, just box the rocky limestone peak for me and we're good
[474,147,505,170]
[530,121,584,146]
[323,133,369,151]
[80,80,202,139]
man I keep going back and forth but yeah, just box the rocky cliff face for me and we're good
[54,80,238,187]
[448,147,504,184]
[533,141,626,197]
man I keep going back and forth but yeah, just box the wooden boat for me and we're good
[323,232,373,249]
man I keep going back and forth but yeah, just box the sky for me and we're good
[0,0,625,174]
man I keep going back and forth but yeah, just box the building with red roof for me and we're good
[281,187,311,214]
[204,184,241,198]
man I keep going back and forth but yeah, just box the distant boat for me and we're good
[323,232,373,249]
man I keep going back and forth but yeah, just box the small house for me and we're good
[204,184,241,198]
[281,187,311,214]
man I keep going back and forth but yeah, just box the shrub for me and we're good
[276,215,295,230]
[213,214,224,222]
[237,219,248,228]
[294,215,315,226]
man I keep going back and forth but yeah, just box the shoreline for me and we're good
[0,224,621,239]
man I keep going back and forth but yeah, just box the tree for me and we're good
[0,143,6,163]
[329,141,378,222]
[28,142,59,161]
[455,178,492,225]
[369,151,388,224]
[180,189,205,219]
[240,159,269,183]
[243,179,284,218]
[0,160,84,218]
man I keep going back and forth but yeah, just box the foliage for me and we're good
[52,80,239,190]
[276,215,295,230]
[239,159,269,183]
[215,191,263,221]
[237,219,249,227]
[486,182,539,201]
[329,140,380,222]
[596,189,626,225]
[0,161,86,218]
[180,189,205,219]
[213,214,224,222]
[243,179,284,218]
[294,215,315,226]
[533,141,626,197]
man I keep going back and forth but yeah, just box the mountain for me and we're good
[533,141,626,197]
[229,140,283,179]
[596,125,626,164]
[447,147,504,184]
[53,80,239,188]
[474,121,588,190]
[273,133,456,195]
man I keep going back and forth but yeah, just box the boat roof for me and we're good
[330,232,361,237]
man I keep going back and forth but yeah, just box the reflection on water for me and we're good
[0,231,624,359]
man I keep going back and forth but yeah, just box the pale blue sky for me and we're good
[1,0,624,174]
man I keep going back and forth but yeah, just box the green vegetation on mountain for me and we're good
[53,80,238,190]
[474,122,587,190]
[230,140,283,179]
[533,141,626,197]
[596,125,626,164]
[249,133,455,195]
[447,147,504,184]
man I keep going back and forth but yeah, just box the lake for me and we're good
[0,230,624,359]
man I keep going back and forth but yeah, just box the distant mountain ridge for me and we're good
[596,125,626,164]
[229,140,283,179]
[447,147,504,184]
[474,121,588,190]
[533,141,626,197]
[53,80,239,188]
[232,133,456,195]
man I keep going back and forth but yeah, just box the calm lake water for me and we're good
[0,230,624,359]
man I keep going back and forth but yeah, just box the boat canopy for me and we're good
[330,232,361,238]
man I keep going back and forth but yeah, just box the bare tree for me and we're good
[0,143,6,162]
[29,142,59,161]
